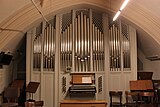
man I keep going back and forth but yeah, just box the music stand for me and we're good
[26,82,40,101]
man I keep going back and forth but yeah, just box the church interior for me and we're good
[0,0,160,107]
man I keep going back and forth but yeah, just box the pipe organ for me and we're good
[27,8,137,107]
[33,19,56,71]
[92,12,104,72]
[60,10,105,73]
[32,11,131,73]
[109,21,131,71]
[121,22,131,70]
[43,23,56,71]
[60,13,72,72]
[33,23,42,70]
[74,11,91,72]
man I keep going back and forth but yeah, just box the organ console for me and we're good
[60,73,107,107]
[69,73,96,95]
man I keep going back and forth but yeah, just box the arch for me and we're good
[0,0,160,52]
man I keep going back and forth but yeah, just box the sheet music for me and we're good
[82,76,92,83]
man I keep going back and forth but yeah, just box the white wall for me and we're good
[0,65,13,104]
[138,48,160,79]
[0,0,29,23]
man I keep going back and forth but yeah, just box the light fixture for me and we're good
[113,0,130,21]
[113,11,121,22]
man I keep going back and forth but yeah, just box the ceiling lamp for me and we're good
[113,0,130,21]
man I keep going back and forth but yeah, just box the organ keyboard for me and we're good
[69,85,96,93]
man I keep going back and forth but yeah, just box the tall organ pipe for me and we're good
[87,18,90,71]
[78,15,81,71]
[75,18,78,71]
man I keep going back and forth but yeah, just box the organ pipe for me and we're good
[109,22,130,71]
[32,10,132,73]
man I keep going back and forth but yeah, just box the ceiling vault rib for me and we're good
[0,27,24,34]
[30,0,49,25]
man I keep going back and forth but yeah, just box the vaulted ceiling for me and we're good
[0,0,160,58]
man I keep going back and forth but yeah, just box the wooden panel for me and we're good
[130,80,153,91]
[60,100,107,107]
[42,73,55,107]
[72,75,83,84]
[95,73,105,100]
[123,73,132,91]
[109,74,121,90]
[61,103,105,107]
[71,73,94,85]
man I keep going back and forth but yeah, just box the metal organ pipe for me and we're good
[97,30,100,71]
[77,17,80,71]
[43,27,47,69]
[80,12,84,72]
[81,12,84,59]
[84,15,87,71]
[102,33,104,71]
[48,24,51,69]
[99,32,102,71]
[62,30,65,70]
[59,11,105,72]
[65,28,67,69]
[33,35,42,69]
[38,35,42,69]
[42,24,55,71]
[67,26,69,67]
[113,25,116,71]
[33,37,36,69]
[118,29,121,68]
[116,27,118,70]
[95,25,97,71]
[75,18,78,71]
[95,26,98,71]
[92,24,95,71]
[109,23,124,71]
[87,18,90,71]
[111,26,113,71]
[115,26,118,70]
[47,26,49,69]
[109,29,111,71]
[69,24,72,68]
[32,12,133,73]
[60,22,73,72]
